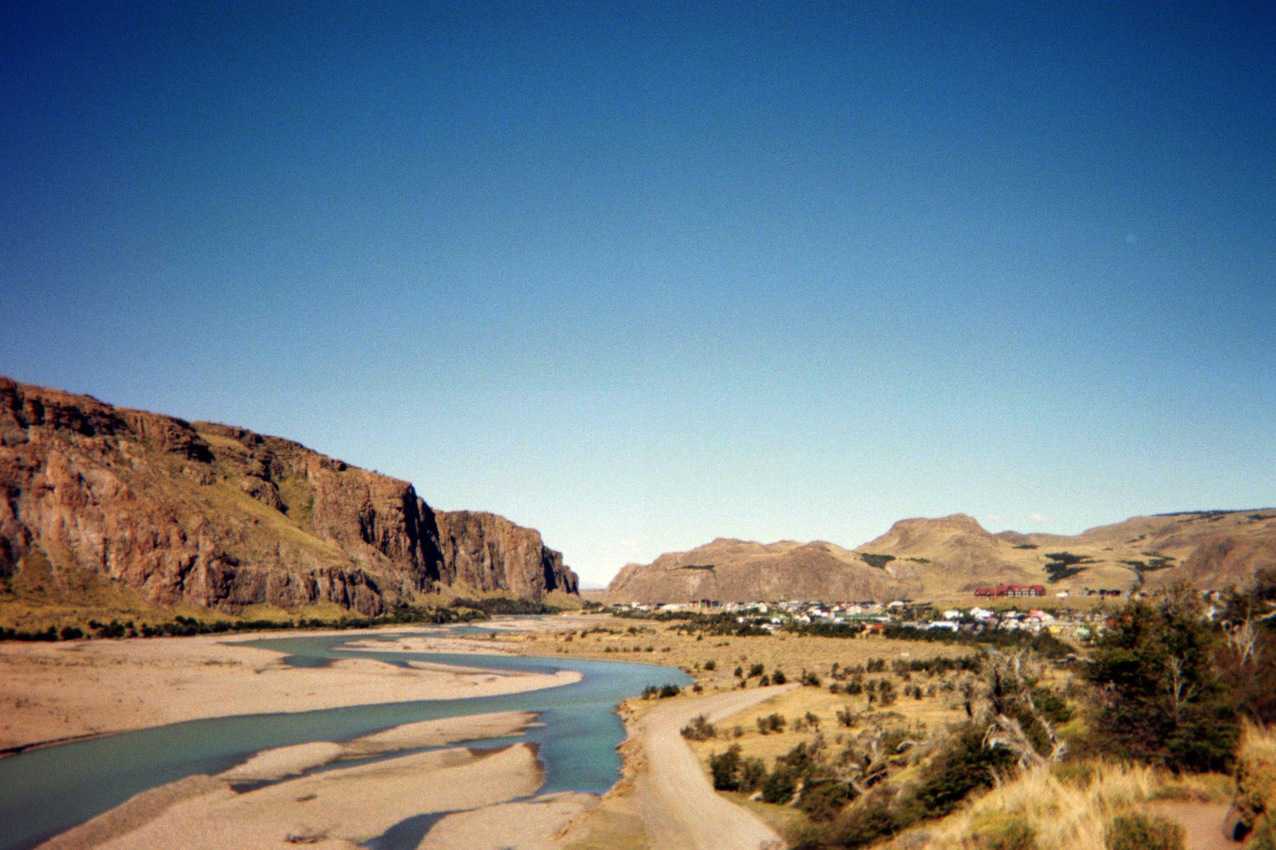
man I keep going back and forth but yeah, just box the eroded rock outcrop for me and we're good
[0,377,577,614]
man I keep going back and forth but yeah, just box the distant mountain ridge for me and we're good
[0,377,578,616]
[607,510,1276,603]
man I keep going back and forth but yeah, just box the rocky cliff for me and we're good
[607,511,1276,603]
[0,377,577,615]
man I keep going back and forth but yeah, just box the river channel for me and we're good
[0,626,691,850]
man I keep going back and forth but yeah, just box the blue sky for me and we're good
[3,2,1273,586]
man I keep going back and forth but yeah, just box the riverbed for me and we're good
[0,628,691,850]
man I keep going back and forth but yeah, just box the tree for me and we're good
[1085,585,1239,772]
[1219,566,1276,723]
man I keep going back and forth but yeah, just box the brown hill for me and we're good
[607,511,1276,603]
[0,377,577,617]
[607,537,908,604]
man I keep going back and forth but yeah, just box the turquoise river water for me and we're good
[0,628,691,850]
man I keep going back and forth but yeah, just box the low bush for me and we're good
[681,714,716,740]
[798,778,856,821]
[709,745,742,791]
[1104,812,1184,850]
[822,789,899,848]
[740,756,767,792]
[761,767,797,804]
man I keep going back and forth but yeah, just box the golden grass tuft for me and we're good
[1237,721,1276,825]
[915,761,1164,850]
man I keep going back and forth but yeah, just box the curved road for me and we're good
[634,685,795,850]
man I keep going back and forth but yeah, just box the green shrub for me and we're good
[740,757,767,792]
[761,767,797,804]
[709,745,742,791]
[681,714,716,741]
[798,777,855,821]
[703,659,716,670]
[903,722,1015,821]
[1105,812,1184,850]
[824,790,899,848]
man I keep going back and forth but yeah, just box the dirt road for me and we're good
[633,685,795,850]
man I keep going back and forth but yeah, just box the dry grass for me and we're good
[879,733,1275,850]
[910,761,1164,849]
[1237,721,1276,824]
[513,615,971,688]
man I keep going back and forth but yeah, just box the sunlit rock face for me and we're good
[0,376,578,614]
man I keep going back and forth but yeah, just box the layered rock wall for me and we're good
[0,377,577,614]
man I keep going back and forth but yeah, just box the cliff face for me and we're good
[0,378,577,615]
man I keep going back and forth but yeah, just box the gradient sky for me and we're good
[3,2,1273,586]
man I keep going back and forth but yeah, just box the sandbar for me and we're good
[0,630,578,751]
[40,716,546,850]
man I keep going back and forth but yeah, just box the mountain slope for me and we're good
[607,537,907,604]
[0,377,577,616]
[607,511,1276,603]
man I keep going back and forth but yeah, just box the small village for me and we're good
[607,586,1231,643]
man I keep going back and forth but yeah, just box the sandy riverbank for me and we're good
[554,686,793,850]
[38,711,562,850]
[0,627,580,751]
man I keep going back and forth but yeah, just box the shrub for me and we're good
[703,659,716,671]
[904,722,1015,821]
[761,767,797,804]
[824,790,899,848]
[759,675,771,686]
[740,757,767,792]
[749,663,765,678]
[709,745,742,791]
[681,714,716,741]
[1104,812,1184,850]
[798,777,855,821]
[1250,818,1276,850]
[773,669,788,685]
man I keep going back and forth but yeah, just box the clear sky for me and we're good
[3,2,1273,587]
